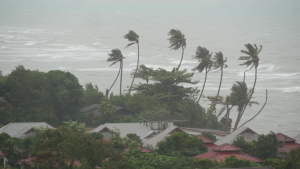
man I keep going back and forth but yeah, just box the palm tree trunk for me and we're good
[234,67,257,130]
[198,67,208,103]
[225,105,229,131]
[216,65,223,100]
[120,61,123,95]
[177,45,185,70]
[108,66,121,93]
[129,43,139,92]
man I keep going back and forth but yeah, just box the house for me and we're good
[197,135,217,151]
[180,127,230,140]
[81,104,134,119]
[215,126,259,145]
[0,122,54,139]
[140,115,187,133]
[193,143,263,163]
[124,146,153,153]
[294,134,300,144]
[143,126,184,148]
[276,133,300,154]
[90,123,157,141]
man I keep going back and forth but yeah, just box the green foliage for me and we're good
[124,30,139,48]
[239,43,262,70]
[132,68,199,113]
[126,133,142,143]
[168,29,186,50]
[201,132,217,141]
[218,155,260,168]
[130,64,151,84]
[263,158,285,169]
[93,99,116,125]
[63,120,87,133]
[156,132,207,157]
[82,82,104,107]
[232,136,254,155]
[284,148,300,169]
[192,46,213,73]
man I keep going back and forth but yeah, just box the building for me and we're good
[90,123,157,141]
[181,127,230,140]
[197,135,217,151]
[81,104,134,119]
[143,126,184,148]
[294,134,300,144]
[215,126,259,145]
[276,133,300,154]
[140,115,187,134]
[193,143,263,163]
[0,122,54,139]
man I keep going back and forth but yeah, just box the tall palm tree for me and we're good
[130,64,151,84]
[107,48,125,95]
[212,52,228,99]
[192,46,213,103]
[124,30,139,92]
[230,81,258,130]
[168,29,186,70]
[237,43,262,129]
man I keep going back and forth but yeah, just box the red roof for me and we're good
[193,143,263,163]
[278,142,300,154]
[124,146,152,153]
[197,135,215,144]
[212,143,241,152]
[0,151,5,156]
[276,133,296,142]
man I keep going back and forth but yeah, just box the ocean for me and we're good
[1,0,300,137]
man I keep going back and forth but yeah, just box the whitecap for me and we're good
[126,52,137,57]
[66,45,97,51]
[0,59,23,62]
[258,64,280,71]
[170,60,199,65]
[24,42,37,46]
[58,67,68,70]
[269,86,300,93]
[92,42,108,48]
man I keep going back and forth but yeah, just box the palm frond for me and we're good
[168,29,186,50]
[124,30,139,42]
[125,42,136,49]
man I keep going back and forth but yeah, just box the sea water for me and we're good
[0,0,300,137]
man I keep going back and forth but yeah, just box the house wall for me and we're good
[141,122,174,133]
[101,131,112,140]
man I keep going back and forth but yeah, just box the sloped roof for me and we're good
[0,122,54,138]
[180,127,230,136]
[143,126,183,148]
[278,142,300,154]
[140,115,187,122]
[193,143,263,163]
[294,134,300,144]
[215,126,258,145]
[90,123,156,139]
[80,104,101,112]
[212,143,241,152]
[276,133,296,142]
[197,135,215,144]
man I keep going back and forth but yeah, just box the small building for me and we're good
[81,104,134,119]
[144,126,184,148]
[140,115,187,134]
[294,134,300,144]
[197,135,217,151]
[90,123,157,141]
[193,143,263,163]
[0,122,54,139]
[276,133,300,154]
[181,127,230,140]
[215,126,259,146]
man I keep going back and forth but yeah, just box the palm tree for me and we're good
[230,81,258,130]
[212,52,228,100]
[168,29,186,70]
[107,48,125,95]
[237,43,262,129]
[192,46,213,103]
[130,64,151,84]
[124,30,139,92]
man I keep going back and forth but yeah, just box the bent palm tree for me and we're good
[230,81,258,130]
[107,48,125,95]
[168,29,186,70]
[236,43,262,129]
[124,30,139,92]
[192,46,213,103]
[212,52,228,99]
[130,64,151,84]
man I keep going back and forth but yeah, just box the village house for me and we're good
[276,133,300,156]
[193,143,263,163]
[197,135,217,151]
[294,133,300,144]
[181,127,230,140]
[81,104,134,119]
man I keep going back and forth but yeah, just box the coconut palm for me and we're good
[130,64,151,84]
[107,48,125,95]
[168,29,186,70]
[124,30,139,92]
[237,43,262,129]
[230,81,258,130]
[212,52,228,99]
[192,46,213,103]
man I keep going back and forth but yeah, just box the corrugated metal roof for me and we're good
[143,126,183,148]
[294,134,300,144]
[0,122,54,138]
[180,127,230,136]
[80,104,101,112]
[215,126,258,145]
[90,123,156,140]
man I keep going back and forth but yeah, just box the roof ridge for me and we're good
[276,133,296,141]
[239,151,263,162]
[197,135,215,143]
[0,123,12,131]
[213,143,241,151]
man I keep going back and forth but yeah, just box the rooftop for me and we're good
[140,115,187,122]
[215,126,258,145]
